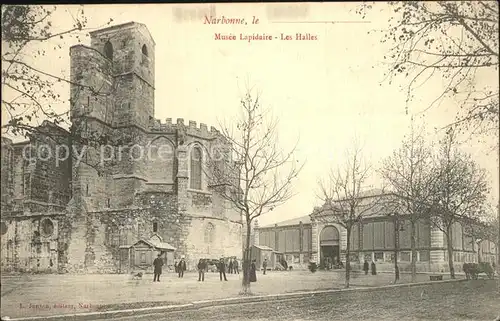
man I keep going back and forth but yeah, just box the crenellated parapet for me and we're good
[148,117,221,140]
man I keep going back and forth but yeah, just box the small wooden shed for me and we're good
[251,245,281,270]
[119,235,176,273]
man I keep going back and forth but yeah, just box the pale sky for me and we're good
[2,3,498,226]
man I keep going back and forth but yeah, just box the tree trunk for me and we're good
[345,227,351,289]
[394,218,400,283]
[241,220,252,294]
[497,203,500,293]
[446,226,455,279]
[410,220,417,283]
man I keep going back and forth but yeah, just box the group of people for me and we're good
[363,260,377,275]
[152,254,264,283]
[196,258,233,282]
[324,257,344,270]
[174,258,187,278]
[153,255,188,282]
[227,258,240,274]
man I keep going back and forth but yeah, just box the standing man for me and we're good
[233,258,239,274]
[178,257,186,278]
[153,253,163,282]
[219,257,228,281]
[363,259,369,275]
[371,260,377,275]
[228,258,234,274]
[197,259,206,282]
[262,258,268,275]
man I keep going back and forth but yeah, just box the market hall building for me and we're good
[254,192,497,272]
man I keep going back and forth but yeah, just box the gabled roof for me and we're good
[253,245,281,253]
[120,239,176,251]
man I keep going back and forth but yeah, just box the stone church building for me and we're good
[1,22,242,274]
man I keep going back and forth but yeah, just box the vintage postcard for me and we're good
[1,2,499,321]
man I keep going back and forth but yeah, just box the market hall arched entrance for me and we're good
[320,225,340,269]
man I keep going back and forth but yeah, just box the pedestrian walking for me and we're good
[228,259,234,274]
[174,260,178,274]
[250,259,257,282]
[371,261,377,275]
[153,254,163,282]
[178,257,186,278]
[197,259,206,282]
[262,258,268,275]
[233,258,239,274]
[363,260,369,275]
[218,257,228,281]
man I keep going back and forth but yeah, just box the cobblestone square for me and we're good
[0,270,458,319]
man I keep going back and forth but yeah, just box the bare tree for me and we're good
[316,140,384,288]
[2,5,117,176]
[468,204,499,243]
[463,204,499,263]
[357,2,499,138]
[429,129,490,278]
[206,88,303,294]
[2,5,114,134]
[379,121,435,283]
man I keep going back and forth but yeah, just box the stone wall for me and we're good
[69,45,114,124]
[1,216,60,273]
[144,136,176,183]
[184,217,242,270]
[29,136,71,207]
[1,138,14,210]
[1,22,245,275]
[88,23,155,130]
[11,143,28,206]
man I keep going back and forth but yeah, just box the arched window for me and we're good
[40,218,54,237]
[104,41,113,61]
[320,225,340,245]
[141,44,148,57]
[204,223,215,244]
[190,146,202,190]
[106,224,120,246]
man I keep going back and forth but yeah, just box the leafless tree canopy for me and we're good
[429,129,490,230]
[379,122,436,281]
[1,5,114,138]
[463,208,499,246]
[205,88,303,291]
[207,90,303,224]
[427,129,490,278]
[316,141,385,288]
[317,143,383,226]
[379,122,435,222]
[358,1,499,137]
